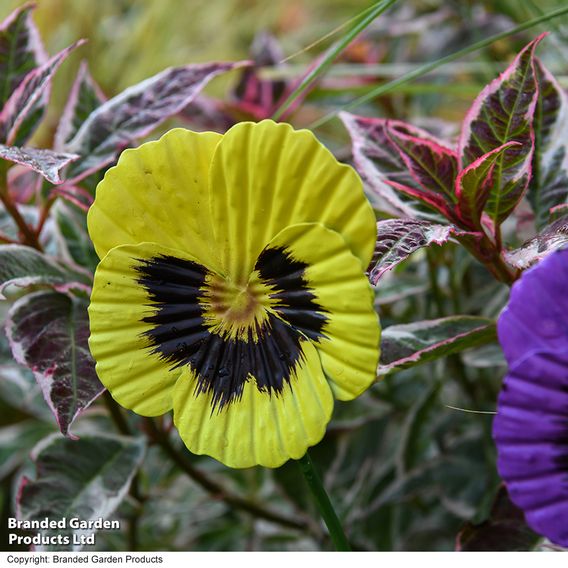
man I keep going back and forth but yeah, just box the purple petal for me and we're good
[493,348,568,546]
[498,248,568,364]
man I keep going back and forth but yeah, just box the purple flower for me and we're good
[493,248,568,547]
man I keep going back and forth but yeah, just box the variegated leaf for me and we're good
[0,144,78,184]
[504,215,568,269]
[54,60,106,151]
[17,434,145,551]
[64,61,248,182]
[379,316,497,376]
[0,244,90,299]
[458,35,544,226]
[340,111,448,221]
[0,3,47,108]
[455,142,520,229]
[0,40,84,145]
[369,218,454,283]
[5,291,103,436]
[386,121,458,211]
[528,59,568,229]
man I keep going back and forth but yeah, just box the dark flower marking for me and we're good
[135,249,329,410]
[256,247,329,342]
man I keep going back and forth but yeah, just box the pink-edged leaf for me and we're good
[528,59,568,229]
[455,142,521,229]
[0,3,47,108]
[231,31,286,119]
[54,60,106,151]
[49,184,93,212]
[17,434,145,551]
[341,111,450,220]
[0,40,84,146]
[458,35,545,226]
[0,144,78,184]
[384,179,458,221]
[5,291,103,437]
[369,218,454,283]
[550,203,568,222]
[504,215,568,270]
[0,244,90,300]
[64,61,248,182]
[379,316,497,376]
[386,121,458,205]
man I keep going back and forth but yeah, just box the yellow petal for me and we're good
[208,120,376,283]
[89,241,210,415]
[173,338,333,468]
[87,128,222,268]
[257,222,380,400]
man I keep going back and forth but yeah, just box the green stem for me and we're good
[145,418,312,534]
[0,168,43,251]
[298,451,351,551]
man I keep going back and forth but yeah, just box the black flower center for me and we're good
[135,247,328,410]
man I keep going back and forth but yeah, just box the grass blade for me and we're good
[310,4,568,129]
[271,0,398,121]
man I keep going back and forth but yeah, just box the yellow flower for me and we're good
[87,120,380,468]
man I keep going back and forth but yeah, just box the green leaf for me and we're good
[0,245,89,299]
[0,420,53,481]
[379,316,497,376]
[53,201,99,272]
[5,291,103,436]
[17,434,145,551]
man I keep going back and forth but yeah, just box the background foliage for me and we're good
[0,0,567,552]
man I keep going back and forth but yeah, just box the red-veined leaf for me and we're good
[341,111,451,221]
[455,142,520,230]
[386,121,458,208]
[458,34,545,227]
[231,31,286,120]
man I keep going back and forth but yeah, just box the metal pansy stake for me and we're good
[87,119,380,548]
[493,248,568,547]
